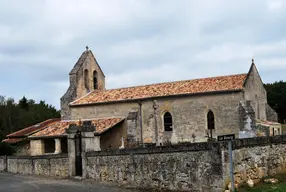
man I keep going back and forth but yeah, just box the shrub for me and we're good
[0,142,15,156]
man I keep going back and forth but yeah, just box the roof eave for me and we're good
[70,89,243,107]
[29,135,67,140]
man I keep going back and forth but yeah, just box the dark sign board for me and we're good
[217,134,235,141]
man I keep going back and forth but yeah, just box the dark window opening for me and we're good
[93,70,98,89]
[44,139,55,154]
[164,112,173,131]
[84,69,89,90]
[207,110,215,130]
[61,138,68,154]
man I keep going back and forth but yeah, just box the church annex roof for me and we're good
[6,118,60,138]
[3,118,61,144]
[71,73,248,106]
[29,118,124,138]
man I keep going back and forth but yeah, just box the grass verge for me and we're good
[239,174,286,192]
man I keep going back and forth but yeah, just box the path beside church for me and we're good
[0,173,136,192]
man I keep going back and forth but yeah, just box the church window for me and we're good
[207,110,215,130]
[93,70,98,89]
[84,69,89,90]
[164,112,173,131]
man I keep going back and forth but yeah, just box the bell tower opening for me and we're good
[93,70,98,89]
[84,69,89,91]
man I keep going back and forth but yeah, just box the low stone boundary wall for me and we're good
[84,142,223,192]
[2,136,286,191]
[83,136,286,191]
[223,135,286,186]
[0,156,7,172]
[4,154,68,177]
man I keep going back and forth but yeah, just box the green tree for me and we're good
[18,96,29,110]
[0,95,60,140]
[265,81,286,123]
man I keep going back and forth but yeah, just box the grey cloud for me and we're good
[0,0,285,109]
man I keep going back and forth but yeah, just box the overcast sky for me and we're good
[0,0,285,109]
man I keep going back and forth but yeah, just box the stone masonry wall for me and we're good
[3,136,286,191]
[223,136,286,187]
[5,154,68,177]
[61,50,105,120]
[0,156,7,172]
[71,91,243,145]
[244,64,268,121]
[266,103,278,122]
[84,143,223,192]
[83,136,286,191]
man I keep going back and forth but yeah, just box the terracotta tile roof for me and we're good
[2,138,24,144]
[256,119,281,126]
[6,118,61,138]
[71,73,247,105]
[30,118,124,138]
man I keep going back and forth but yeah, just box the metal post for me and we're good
[228,140,235,191]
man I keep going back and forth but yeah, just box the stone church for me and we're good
[3,47,280,155]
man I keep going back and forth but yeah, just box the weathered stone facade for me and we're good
[243,63,268,121]
[0,156,7,172]
[13,141,30,156]
[222,136,286,187]
[71,92,245,145]
[62,55,278,148]
[84,143,223,192]
[3,136,286,191]
[266,103,278,122]
[3,154,68,177]
[61,49,105,120]
[30,140,44,156]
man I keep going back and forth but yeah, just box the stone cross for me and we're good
[245,116,252,130]
[119,137,125,149]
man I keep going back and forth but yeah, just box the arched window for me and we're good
[93,70,98,89]
[207,110,215,130]
[164,112,173,131]
[84,69,89,90]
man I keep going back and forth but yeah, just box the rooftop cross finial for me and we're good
[252,58,254,64]
[86,46,89,51]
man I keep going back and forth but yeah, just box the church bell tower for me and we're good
[60,46,105,120]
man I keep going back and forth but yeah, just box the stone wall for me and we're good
[5,154,68,177]
[14,141,30,156]
[266,103,278,122]
[61,50,105,120]
[82,136,286,191]
[223,136,286,187]
[3,136,286,191]
[244,64,268,121]
[0,156,7,172]
[84,143,223,192]
[100,121,126,150]
[30,140,44,156]
[71,91,243,145]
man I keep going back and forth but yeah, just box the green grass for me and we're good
[239,183,286,192]
[239,174,286,192]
